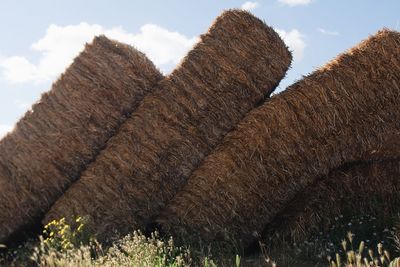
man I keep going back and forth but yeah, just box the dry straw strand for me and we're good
[157,29,400,247]
[264,159,400,242]
[264,131,400,241]
[0,36,163,243]
[44,9,292,241]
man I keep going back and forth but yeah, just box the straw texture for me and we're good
[44,9,292,241]
[264,159,400,242]
[0,36,163,242]
[157,29,400,247]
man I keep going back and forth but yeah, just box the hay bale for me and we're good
[263,159,400,242]
[0,36,163,242]
[157,29,400,247]
[263,133,400,242]
[43,9,292,240]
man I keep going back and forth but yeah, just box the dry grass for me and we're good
[44,9,292,241]
[0,36,162,243]
[265,160,400,242]
[157,29,400,248]
[2,215,400,266]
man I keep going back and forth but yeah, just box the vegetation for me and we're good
[1,214,400,266]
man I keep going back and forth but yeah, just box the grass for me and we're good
[1,214,400,266]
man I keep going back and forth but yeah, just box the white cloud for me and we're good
[318,28,339,36]
[0,124,12,138]
[0,57,40,84]
[241,1,259,11]
[276,29,306,61]
[115,24,198,66]
[278,0,312,6]
[0,22,198,84]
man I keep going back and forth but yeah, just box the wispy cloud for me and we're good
[276,29,306,62]
[318,28,340,36]
[14,99,31,110]
[0,22,198,84]
[278,0,312,7]
[0,124,12,138]
[241,1,259,11]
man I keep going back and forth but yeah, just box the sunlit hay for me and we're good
[157,29,400,248]
[44,9,292,241]
[0,36,163,243]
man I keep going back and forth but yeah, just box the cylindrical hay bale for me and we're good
[0,36,163,242]
[157,29,400,247]
[44,10,292,240]
[263,160,400,242]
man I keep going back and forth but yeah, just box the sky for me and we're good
[0,0,399,137]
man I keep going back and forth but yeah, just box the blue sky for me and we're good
[0,0,399,137]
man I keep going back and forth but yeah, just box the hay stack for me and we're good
[264,132,400,242]
[157,29,400,247]
[44,9,292,240]
[0,36,163,242]
[263,159,400,242]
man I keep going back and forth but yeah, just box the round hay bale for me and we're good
[263,159,400,243]
[157,29,400,247]
[44,9,292,241]
[0,36,163,243]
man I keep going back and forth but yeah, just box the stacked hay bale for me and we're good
[44,10,292,241]
[0,36,163,242]
[264,132,400,241]
[263,159,400,242]
[157,29,400,247]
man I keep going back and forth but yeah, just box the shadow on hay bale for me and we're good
[43,9,292,241]
[0,36,163,243]
[157,29,400,248]
[263,158,400,243]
